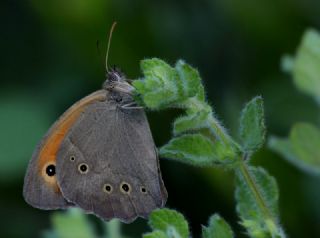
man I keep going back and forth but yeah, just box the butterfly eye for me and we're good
[103,184,113,194]
[45,164,56,177]
[120,182,131,194]
[140,186,147,194]
[78,163,89,174]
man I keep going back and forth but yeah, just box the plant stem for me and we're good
[238,155,278,234]
[208,117,233,145]
[186,97,234,146]
[187,95,281,235]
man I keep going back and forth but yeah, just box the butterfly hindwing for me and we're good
[56,97,167,222]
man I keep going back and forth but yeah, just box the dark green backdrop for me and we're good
[1,0,319,237]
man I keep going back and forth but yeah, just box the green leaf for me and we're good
[235,166,285,237]
[143,231,168,238]
[175,60,204,99]
[160,134,237,166]
[202,214,234,238]
[239,96,265,153]
[133,58,206,109]
[290,29,320,103]
[268,137,295,161]
[173,109,211,135]
[50,208,96,238]
[196,84,206,101]
[148,209,189,238]
[240,220,271,238]
[290,123,320,173]
[268,135,320,176]
[133,58,180,109]
[270,123,320,176]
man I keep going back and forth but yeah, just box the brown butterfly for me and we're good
[23,23,167,223]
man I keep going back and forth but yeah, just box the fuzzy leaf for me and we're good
[175,60,204,99]
[291,29,320,103]
[239,96,265,153]
[133,58,180,109]
[148,209,189,238]
[240,220,272,238]
[50,208,95,238]
[196,84,206,101]
[235,166,284,237]
[143,231,168,238]
[133,58,207,109]
[160,134,236,166]
[173,109,211,135]
[202,214,234,238]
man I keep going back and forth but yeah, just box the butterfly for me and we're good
[23,23,167,223]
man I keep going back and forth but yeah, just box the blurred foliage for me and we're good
[43,208,125,238]
[269,29,320,176]
[282,29,320,103]
[46,208,233,238]
[1,0,320,237]
[44,209,96,238]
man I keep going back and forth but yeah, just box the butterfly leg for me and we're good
[121,102,143,110]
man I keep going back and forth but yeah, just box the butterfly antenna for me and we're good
[106,21,117,72]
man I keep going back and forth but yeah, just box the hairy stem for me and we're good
[238,155,278,234]
[189,96,278,233]
[186,97,234,146]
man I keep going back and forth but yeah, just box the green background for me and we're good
[1,0,319,237]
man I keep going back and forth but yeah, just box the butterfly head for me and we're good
[106,67,125,83]
[103,67,134,94]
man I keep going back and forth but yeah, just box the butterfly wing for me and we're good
[56,99,167,222]
[23,132,69,209]
[23,90,107,209]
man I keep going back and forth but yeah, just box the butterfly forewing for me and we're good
[23,90,107,210]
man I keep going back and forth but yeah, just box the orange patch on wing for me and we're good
[37,90,107,191]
